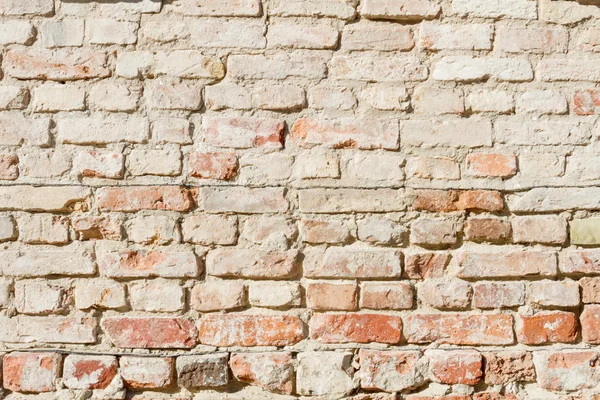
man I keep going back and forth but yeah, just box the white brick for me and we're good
[308,87,356,110]
[248,282,301,308]
[361,85,410,111]
[126,215,179,245]
[188,18,265,48]
[57,117,149,145]
[343,21,414,51]
[269,0,356,20]
[0,117,51,146]
[268,20,338,49]
[495,119,591,146]
[127,148,182,176]
[40,20,84,47]
[252,85,305,111]
[86,19,138,45]
[33,84,85,112]
[182,214,238,245]
[508,188,600,212]
[89,82,141,112]
[433,56,533,82]
[18,214,70,245]
[330,55,427,82]
[205,84,252,110]
[0,21,35,45]
[75,280,126,310]
[413,87,464,114]
[0,216,16,242]
[295,151,340,179]
[452,0,537,19]
[419,23,493,50]
[0,86,29,110]
[402,119,492,147]
[538,58,600,82]
[516,90,567,115]
[466,90,514,114]
[148,81,202,110]
[129,280,184,312]
[14,281,66,315]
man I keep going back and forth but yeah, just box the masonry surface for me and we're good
[3,0,600,399]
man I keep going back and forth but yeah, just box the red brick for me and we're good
[197,314,305,347]
[3,352,61,393]
[358,349,425,392]
[573,89,600,115]
[412,189,504,212]
[63,355,118,390]
[516,311,578,344]
[360,282,414,310]
[426,350,483,385]
[291,118,399,150]
[102,317,197,349]
[464,217,511,243]
[466,153,517,177]
[404,314,514,345]
[97,186,194,212]
[581,304,600,343]
[483,351,536,385]
[306,282,358,311]
[203,117,285,149]
[230,352,294,395]
[310,313,402,344]
[5,49,110,81]
[188,151,238,180]
[404,252,449,279]
[0,154,18,180]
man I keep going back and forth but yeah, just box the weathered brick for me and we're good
[432,57,533,82]
[405,252,449,279]
[466,90,514,113]
[359,0,440,20]
[129,280,184,312]
[172,0,261,16]
[0,316,97,344]
[152,118,192,144]
[517,90,568,115]
[191,281,246,312]
[0,0,54,15]
[465,153,517,178]
[306,282,358,311]
[72,216,122,241]
[472,282,525,309]
[270,0,356,19]
[452,0,537,19]
[410,217,459,247]
[32,84,85,112]
[412,87,464,115]
[102,317,197,348]
[581,277,600,303]
[402,120,492,147]
[74,280,126,310]
[128,148,182,177]
[464,217,512,243]
[419,23,492,50]
[182,214,238,245]
[357,217,405,245]
[73,150,124,179]
[5,49,109,81]
[40,19,84,47]
[358,349,425,392]
[86,19,138,45]
[268,20,338,49]
[297,351,357,397]
[228,53,327,79]
[248,281,300,308]
[200,187,288,213]
[406,157,460,180]
[496,119,591,146]
[63,355,118,390]
[426,350,483,385]
[457,249,557,278]
[292,118,399,150]
[0,86,29,110]
[206,248,297,279]
[533,351,600,391]
[305,247,402,279]
[120,357,174,389]
[0,21,35,45]
[0,154,18,180]
[530,280,580,308]
[299,218,353,244]
[176,354,229,389]
[511,215,567,245]
[343,21,414,51]
[57,117,149,145]
[98,248,198,278]
[299,188,404,213]
[419,280,471,310]
[89,82,141,112]
[516,311,578,344]
[0,117,51,146]
[154,51,225,80]
[310,313,402,344]
[97,186,194,212]
[203,117,284,149]
[197,314,305,346]
[14,281,67,315]
[0,243,95,277]
[412,189,503,212]
[538,58,600,82]
[360,282,413,310]
[308,87,356,110]
[581,304,600,343]
[3,352,61,393]
[361,85,410,111]
[573,89,600,115]
[561,249,600,274]
[230,352,294,395]
[330,54,428,81]
[483,351,536,385]
[404,314,514,345]
[496,26,568,53]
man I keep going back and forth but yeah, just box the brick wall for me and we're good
[1,0,600,398]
